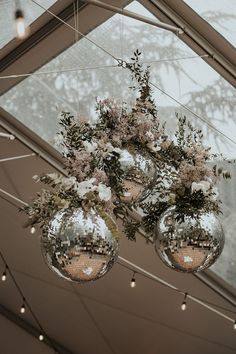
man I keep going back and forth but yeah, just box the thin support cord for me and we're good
[0,65,118,79]
[29,0,235,147]
[30,0,118,62]
[70,284,117,354]
[149,80,236,146]
[0,54,209,80]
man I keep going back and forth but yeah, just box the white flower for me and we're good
[191,181,211,196]
[117,150,135,169]
[83,140,98,153]
[147,141,161,152]
[145,131,154,141]
[75,179,111,201]
[61,176,77,190]
[105,142,117,153]
[106,146,135,169]
[32,175,40,182]
[136,112,146,123]
[47,172,59,181]
[97,184,111,201]
[209,186,219,201]
[75,178,96,197]
[47,174,77,191]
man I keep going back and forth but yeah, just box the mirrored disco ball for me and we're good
[41,208,119,282]
[154,206,224,272]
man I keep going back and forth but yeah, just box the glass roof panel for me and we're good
[0,0,57,49]
[1,1,236,288]
[184,0,236,47]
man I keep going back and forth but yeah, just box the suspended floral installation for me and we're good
[22,50,231,280]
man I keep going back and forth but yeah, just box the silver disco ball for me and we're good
[154,206,224,272]
[41,208,119,282]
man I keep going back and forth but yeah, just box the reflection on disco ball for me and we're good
[122,148,156,203]
[41,208,119,282]
[154,206,224,272]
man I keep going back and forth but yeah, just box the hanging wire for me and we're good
[148,79,236,147]
[0,251,59,353]
[30,0,118,62]
[0,54,209,80]
[13,0,236,148]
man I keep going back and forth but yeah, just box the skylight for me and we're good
[184,0,236,48]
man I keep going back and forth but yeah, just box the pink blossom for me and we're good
[70,151,92,181]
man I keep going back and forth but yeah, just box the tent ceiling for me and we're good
[1,108,236,354]
[0,1,236,353]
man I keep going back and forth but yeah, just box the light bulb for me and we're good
[20,303,26,314]
[130,272,136,288]
[181,301,187,311]
[1,271,7,282]
[234,321,236,330]
[130,277,136,288]
[15,9,26,39]
[30,226,36,234]
[181,293,188,311]
[39,334,44,341]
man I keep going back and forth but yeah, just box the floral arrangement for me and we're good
[23,50,231,241]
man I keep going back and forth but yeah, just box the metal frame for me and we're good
[82,0,182,33]
[141,0,236,87]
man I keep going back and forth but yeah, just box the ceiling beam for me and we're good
[140,0,236,87]
[0,0,131,96]
[82,0,182,33]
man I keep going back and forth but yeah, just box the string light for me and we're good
[15,8,27,39]
[0,186,235,334]
[181,293,188,311]
[0,252,58,353]
[20,299,26,314]
[130,272,136,288]
[1,266,7,281]
[39,334,44,341]
[30,226,36,234]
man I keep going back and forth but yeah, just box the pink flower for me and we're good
[70,151,92,181]
[93,168,109,184]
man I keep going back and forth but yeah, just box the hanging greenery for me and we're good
[22,51,231,243]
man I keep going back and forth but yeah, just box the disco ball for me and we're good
[154,206,224,272]
[41,208,119,282]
